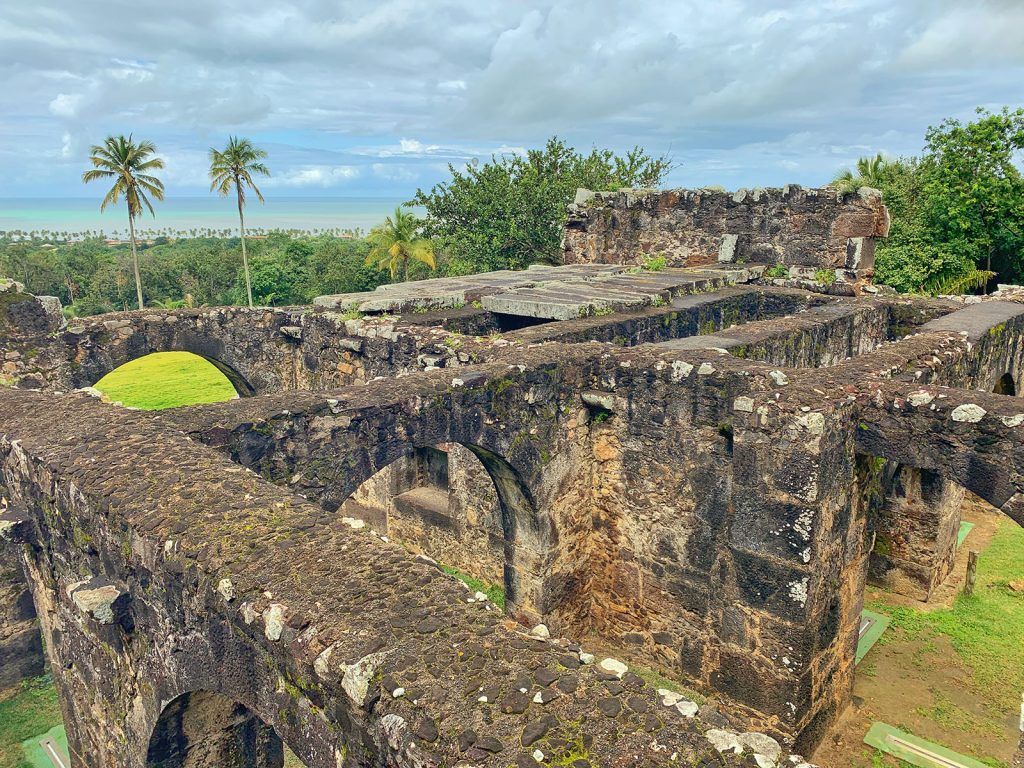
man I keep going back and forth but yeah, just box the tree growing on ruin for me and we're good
[209,137,271,308]
[82,135,165,309]
[365,207,436,281]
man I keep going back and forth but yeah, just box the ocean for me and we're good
[0,196,410,237]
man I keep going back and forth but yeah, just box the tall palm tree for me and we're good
[82,135,164,309]
[365,207,436,281]
[209,137,270,308]
[831,152,888,193]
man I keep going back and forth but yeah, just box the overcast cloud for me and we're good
[2,0,1023,197]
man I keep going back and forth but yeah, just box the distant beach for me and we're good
[0,196,409,237]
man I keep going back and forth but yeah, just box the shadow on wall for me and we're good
[339,442,550,623]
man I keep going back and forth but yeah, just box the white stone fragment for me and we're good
[951,403,986,423]
[734,396,755,413]
[1002,414,1024,427]
[578,651,595,665]
[705,729,743,753]
[72,584,123,624]
[675,699,699,717]
[697,362,715,375]
[392,687,405,698]
[530,623,550,639]
[341,517,366,529]
[768,370,789,386]
[532,750,544,762]
[671,360,693,381]
[217,578,235,602]
[314,644,335,681]
[658,689,682,707]
[263,604,286,641]
[598,657,628,678]
[342,651,388,706]
[740,732,782,762]
[474,591,488,602]
[907,390,934,407]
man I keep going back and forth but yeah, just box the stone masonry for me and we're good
[2,186,1023,768]
[563,186,890,286]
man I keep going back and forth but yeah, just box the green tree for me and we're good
[831,152,888,193]
[837,108,1024,294]
[82,135,165,309]
[365,207,436,281]
[920,107,1024,284]
[209,136,270,307]
[412,137,672,274]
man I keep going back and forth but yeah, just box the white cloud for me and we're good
[2,0,1023,196]
[266,165,360,188]
[48,93,82,118]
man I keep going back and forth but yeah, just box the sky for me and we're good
[1,0,1023,199]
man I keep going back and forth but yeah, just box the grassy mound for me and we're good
[94,351,238,410]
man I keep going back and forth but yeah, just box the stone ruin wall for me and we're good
[563,186,890,286]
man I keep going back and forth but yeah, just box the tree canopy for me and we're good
[411,137,672,275]
[841,108,1024,294]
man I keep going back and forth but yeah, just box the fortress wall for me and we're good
[563,186,890,283]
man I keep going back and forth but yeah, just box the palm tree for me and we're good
[365,207,436,281]
[82,135,164,309]
[209,137,270,308]
[832,152,887,194]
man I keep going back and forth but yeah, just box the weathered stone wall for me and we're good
[563,186,890,281]
[867,465,963,601]
[0,546,44,689]
[342,444,506,587]
[0,389,775,768]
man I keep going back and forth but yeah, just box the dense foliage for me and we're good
[411,137,672,274]
[837,107,1024,294]
[0,233,389,315]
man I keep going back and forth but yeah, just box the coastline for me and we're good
[0,196,410,237]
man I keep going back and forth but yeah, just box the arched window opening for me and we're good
[93,351,250,409]
[344,443,507,603]
[994,372,1016,396]
[146,691,310,768]
[342,442,549,621]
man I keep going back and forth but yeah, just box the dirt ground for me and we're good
[813,495,1020,768]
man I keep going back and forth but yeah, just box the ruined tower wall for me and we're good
[563,186,890,281]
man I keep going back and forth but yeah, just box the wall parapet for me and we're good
[563,185,890,284]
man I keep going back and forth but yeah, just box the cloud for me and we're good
[49,93,82,118]
[266,165,360,188]
[0,0,1022,197]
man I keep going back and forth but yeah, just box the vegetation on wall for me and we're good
[834,107,1024,294]
[411,136,672,274]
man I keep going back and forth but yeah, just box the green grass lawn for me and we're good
[868,517,1024,762]
[93,351,238,410]
[0,677,63,768]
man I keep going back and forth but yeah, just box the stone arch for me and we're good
[146,690,285,768]
[863,459,964,601]
[93,350,256,399]
[340,438,551,624]
[994,372,1016,396]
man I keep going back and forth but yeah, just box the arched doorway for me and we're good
[147,691,297,768]
[93,351,252,409]
[994,372,1016,396]
[341,441,551,622]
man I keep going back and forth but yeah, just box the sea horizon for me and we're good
[0,196,412,237]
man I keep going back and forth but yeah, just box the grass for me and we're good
[93,351,238,409]
[439,564,505,610]
[868,518,1024,724]
[0,676,63,768]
